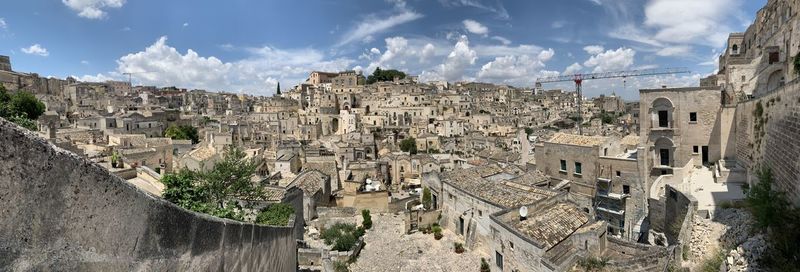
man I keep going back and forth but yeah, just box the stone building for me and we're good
[638,87,727,178]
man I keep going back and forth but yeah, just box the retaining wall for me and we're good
[0,119,297,271]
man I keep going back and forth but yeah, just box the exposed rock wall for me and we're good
[735,81,800,203]
[0,119,297,271]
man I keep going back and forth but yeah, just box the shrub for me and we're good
[320,223,365,252]
[480,258,490,272]
[699,250,725,272]
[577,256,609,271]
[256,203,295,226]
[361,209,372,230]
[333,260,349,272]
[454,242,464,254]
[422,187,432,209]
[432,225,443,240]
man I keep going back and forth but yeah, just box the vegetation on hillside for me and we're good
[745,167,800,271]
[256,203,294,226]
[366,67,406,84]
[0,85,46,131]
[164,124,200,144]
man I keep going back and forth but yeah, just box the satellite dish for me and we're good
[519,206,528,219]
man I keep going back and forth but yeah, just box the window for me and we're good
[510,241,514,250]
[693,146,699,154]
[496,251,504,270]
[742,75,746,81]
[574,162,582,175]
[616,171,621,177]
[658,110,669,127]
[478,210,483,216]
[689,112,697,122]
[623,185,630,194]
[560,160,567,172]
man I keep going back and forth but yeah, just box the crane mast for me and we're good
[535,67,690,135]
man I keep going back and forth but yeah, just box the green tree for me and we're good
[256,203,295,226]
[422,187,432,209]
[399,137,417,154]
[276,82,281,95]
[200,147,261,209]
[366,67,407,84]
[10,91,45,120]
[0,86,45,130]
[164,124,200,144]
[160,147,264,221]
[524,127,534,136]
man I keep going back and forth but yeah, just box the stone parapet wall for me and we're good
[0,118,297,271]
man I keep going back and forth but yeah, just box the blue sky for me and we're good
[0,0,765,99]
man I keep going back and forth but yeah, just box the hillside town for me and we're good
[1,0,800,271]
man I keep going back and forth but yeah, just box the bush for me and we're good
[480,258,490,272]
[320,223,365,252]
[432,226,443,240]
[399,137,417,154]
[577,256,609,271]
[699,250,725,272]
[361,209,372,230]
[454,242,464,254]
[333,260,349,272]
[422,187,432,209]
[256,203,295,226]
[746,167,800,270]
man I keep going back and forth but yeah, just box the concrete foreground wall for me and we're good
[0,119,297,271]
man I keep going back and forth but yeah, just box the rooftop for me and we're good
[288,170,327,195]
[509,202,589,250]
[441,165,558,209]
[546,132,608,147]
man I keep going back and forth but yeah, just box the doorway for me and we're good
[459,217,465,235]
[702,146,709,165]
[659,149,670,166]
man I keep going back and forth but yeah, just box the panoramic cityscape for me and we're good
[0,0,798,271]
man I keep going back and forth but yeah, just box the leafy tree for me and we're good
[366,67,406,84]
[0,86,44,131]
[164,124,200,144]
[200,147,261,209]
[160,147,264,221]
[480,258,490,272]
[399,137,417,154]
[276,82,281,95]
[745,167,800,270]
[256,203,295,226]
[10,91,45,120]
[422,187,432,209]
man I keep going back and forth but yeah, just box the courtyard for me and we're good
[349,213,489,272]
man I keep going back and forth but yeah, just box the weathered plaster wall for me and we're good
[0,119,297,271]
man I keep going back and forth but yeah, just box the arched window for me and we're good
[732,44,739,55]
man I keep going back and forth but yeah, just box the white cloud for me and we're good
[655,45,692,57]
[563,62,583,75]
[62,0,126,19]
[476,48,555,86]
[421,35,477,82]
[81,60,90,65]
[588,0,602,5]
[462,19,489,36]
[370,47,381,55]
[583,47,635,73]
[0,18,6,29]
[644,0,741,48]
[21,44,49,57]
[89,36,353,96]
[336,1,423,46]
[583,45,605,55]
[182,22,189,27]
[551,20,566,29]
[420,43,436,63]
[75,73,116,82]
[491,36,511,45]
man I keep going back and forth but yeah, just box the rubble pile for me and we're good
[689,209,766,271]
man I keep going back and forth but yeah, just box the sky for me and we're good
[0,0,766,100]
